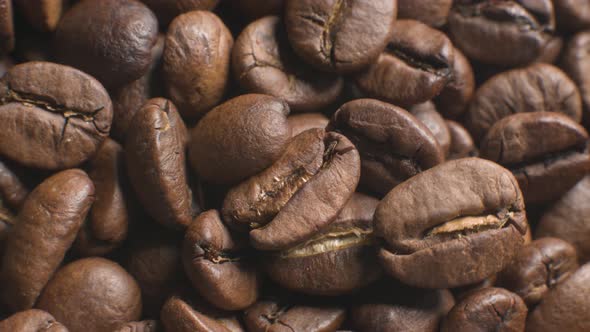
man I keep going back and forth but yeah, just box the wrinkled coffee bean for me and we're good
[0,61,113,170]
[223,128,360,250]
[480,112,590,204]
[1,169,94,312]
[0,309,68,331]
[0,0,14,54]
[14,0,65,32]
[433,47,475,119]
[140,0,219,26]
[354,19,454,107]
[375,158,528,288]
[160,296,244,332]
[561,31,590,127]
[409,101,451,156]
[441,287,528,332]
[115,320,160,332]
[287,113,329,137]
[232,16,343,112]
[446,120,477,160]
[553,0,590,32]
[328,98,443,195]
[398,0,452,27]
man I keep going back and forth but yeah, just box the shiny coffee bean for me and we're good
[466,63,582,141]
[232,16,343,112]
[409,101,451,156]
[375,158,528,288]
[497,238,579,307]
[287,113,329,137]
[561,31,590,127]
[354,19,454,107]
[441,287,528,332]
[553,0,590,32]
[0,309,68,332]
[284,0,397,73]
[446,120,477,160]
[480,112,590,204]
[14,0,65,32]
[448,0,555,66]
[0,0,14,54]
[0,61,113,170]
[55,0,159,89]
[328,98,443,195]
[1,169,94,312]
[163,11,233,119]
[398,0,452,27]
[0,158,28,210]
[433,47,475,119]
[115,320,160,332]
[160,296,244,332]
[140,0,219,26]
[189,94,291,185]
[223,128,360,251]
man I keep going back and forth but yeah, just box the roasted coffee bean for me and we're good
[284,0,397,73]
[446,120,477,160]
[0,61,113,170]
[561,31,590,127]
[160,296,244,332]
[37,257,142,332]
[448,0,555,66]
[232,16,343,112]
[236,0,283,21]
[14,0,65,32]
[140,0,219,26]
[0,309,68,331]
[163,11,233,119]
[115,320,160,332]
[497,238,578,307]
[375,158,528,288]
[354,19,454,107]
[0,204,14,252]
[287,113,329,137]
[0,0,14,54]
[466,63,582,141]
[0,55,13,76]
[398,0,452,27]
[222,128,360,251]
[526,263,590,332]
[126,98,196,229]
[55,0,159,89]
[189,94,291,185]
[441,287,528,332]
[480,112,590,204]
[536,175,590,263]
[328,98,443,195]
[244,299,345,332]
[553,0,590,32]
[433,47,474,119]
[0,158,28,210]
[182,210,259,310]
[0,169,94,312]
[409,101,451,156]
[264,193,381,295]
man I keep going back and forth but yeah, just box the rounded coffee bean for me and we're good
[0,61,113,170]
[115,320,160,332]
[287,113,329,137]
[55,0,159,88]
[328,98,443,195]
[0,0,14,54]
[188,94,291,185]
[497,238,578,307]
[409,101,451,156]
[466,63,582,141]
[433,47,475,119]
[448,0,555,66]
[232,16,343,112]
[265,193,381,295]
[140,0,219,26]
[160,296,244,332]
[553,0,590,32]
[441,287,528,332]
[0,158,28,210]
[480,112,590,204]
[398,0,452,27]
[0,205,14,258]
[355,19,453,107]
[14,0,65,31]
[222,129,360,251]
[1,169,94,312]
[182,210,259,310]
[446,120,477,160]
[526,263,590,332]
[0,309,67,331]
[561,31,590,127]
[163,11,233,119]
[375,158,528,288]
[37,257,142,332]
[126,98,196,229]
[284,0,397,73]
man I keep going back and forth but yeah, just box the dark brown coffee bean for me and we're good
[140,0,219,26]
[497,238,578,307]
[433,47,474,119]
[441,287,528,332]
[287,113,329,137]
[466,63,582,141]
[222,129,360,251]
[553,0,590,32]
[446,120,477,160]
[0,158,28,210]
[398,0,452,27]
[14,0,65,32]
[160,296,244,332]
[188,94,291,185]
[284,0,397,73]
[561,31,590,127]
[0,0,14,54]
[182,210,259,310]
[0,169,94,312]
[328,98,443,195]
[0,309,68,332]
[232,16,343,112]
[126,98,196,229]
[236,0,283,21]
[115,320,160,332]
[0,61,113,170]
[0,55,13,76]
[409,101,451,156]
[264,193,381,295]
[0,204,14,259]
[448,0,555,66]
[526,263,590,332]
[244,300,345,332]
[375,158,528,288]
[536,175,590,263]
[37,257,142,332]
[354,19,454,107]
[163,11,233,119]
[480,112,590,204]
[55,0,159,89]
